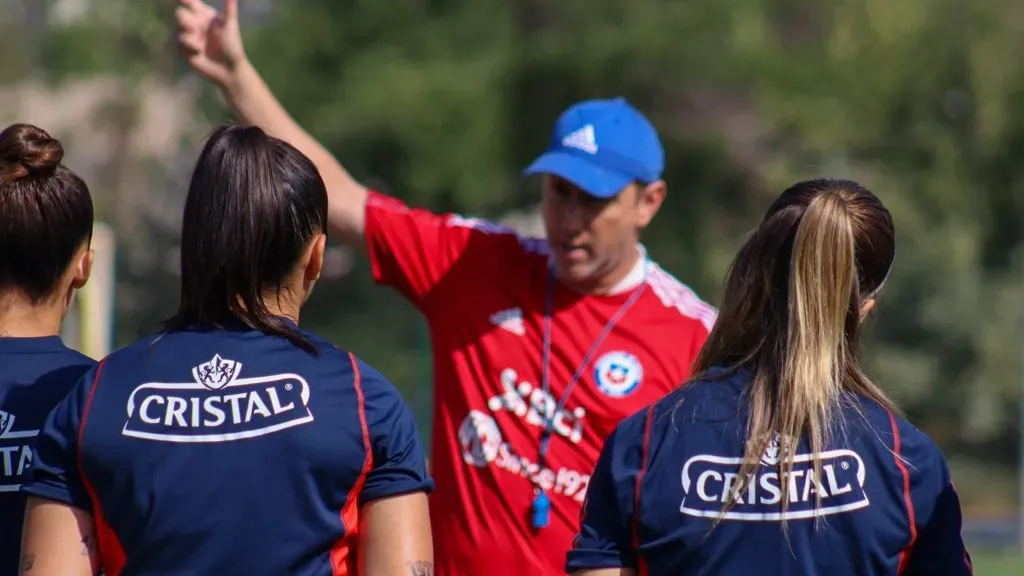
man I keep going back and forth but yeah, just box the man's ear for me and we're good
[635,180,666,230]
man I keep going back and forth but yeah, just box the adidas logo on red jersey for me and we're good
[489,308,525,336]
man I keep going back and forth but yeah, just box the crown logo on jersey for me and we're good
[760,433,792,466]
[0,410,13,437]
[191,354,241,391]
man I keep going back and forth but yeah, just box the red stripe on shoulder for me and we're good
[76,359,127,576]
[632,406,655,576]
[330,352,374,576]
[887,410,918,575]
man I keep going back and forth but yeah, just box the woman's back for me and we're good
[21,125,434,576]
[570,370,970,576]
[0,337,93,575]
[569,179,971,576]
[0,122,96,576]
[27,323,430,575]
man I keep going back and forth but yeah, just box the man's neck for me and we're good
[559,246,645,296]
[0,300,64,338]
[596,247,646,295]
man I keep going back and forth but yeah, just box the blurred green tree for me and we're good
[20,0,1024,510]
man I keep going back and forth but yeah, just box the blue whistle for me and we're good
[532,491,551,529]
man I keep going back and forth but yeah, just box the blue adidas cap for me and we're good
[523,97,665,199]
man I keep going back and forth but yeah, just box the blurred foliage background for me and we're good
[2,0,1023,566]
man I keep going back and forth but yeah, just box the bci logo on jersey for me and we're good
[121,354,314,443]
[679,449,870,521]
[0,410,36,492]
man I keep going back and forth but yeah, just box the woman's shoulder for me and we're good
[647,366,748,425]
[848,397,945,463]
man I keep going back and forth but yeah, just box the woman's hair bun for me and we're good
[0,123,64,181]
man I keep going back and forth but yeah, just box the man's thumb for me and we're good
[224,0,238,23]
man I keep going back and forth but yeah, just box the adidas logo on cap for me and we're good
[561,124,598,154]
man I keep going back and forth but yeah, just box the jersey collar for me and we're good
[598,245,648,295]
[0,335,67,354]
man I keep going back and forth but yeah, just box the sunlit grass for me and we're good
[970,550,1024,575]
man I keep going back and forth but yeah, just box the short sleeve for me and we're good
[902,436,973,575]
[21,365,96,512]
[566,408,649,572]
[356,361,434,505]
[690,319,712,360]
[362,191,512,309]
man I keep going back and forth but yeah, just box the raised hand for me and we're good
[175,0,245,87]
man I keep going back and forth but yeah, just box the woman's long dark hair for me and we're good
[164,125,328,353]
[692,178,897,529]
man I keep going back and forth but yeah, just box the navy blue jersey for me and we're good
[568,369,973,576]
[23,323,433,576]
[0,336,95,576]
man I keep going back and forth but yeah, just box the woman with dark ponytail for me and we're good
[21,125,434,576]
[0,123,96,576]
[568,179,972,575]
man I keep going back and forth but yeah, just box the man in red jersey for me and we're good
[175,1,716,573]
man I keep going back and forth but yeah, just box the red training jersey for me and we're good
[364,191,716,575]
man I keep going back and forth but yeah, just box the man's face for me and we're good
[541,175,665,291]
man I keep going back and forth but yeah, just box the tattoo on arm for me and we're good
[19,554,35,574]
[407,560,434,576]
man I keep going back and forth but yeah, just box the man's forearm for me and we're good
[218,58,369,245]
[221,58,332,164]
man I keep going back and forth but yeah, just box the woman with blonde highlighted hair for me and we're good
[567,179,972,576]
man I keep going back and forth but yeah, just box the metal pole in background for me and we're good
[1019,196,1024,555]
[60,296,81,350]
[1015,195,1024,553]
[79,222,116,360]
